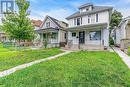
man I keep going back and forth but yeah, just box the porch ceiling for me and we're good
[66,23,108,31]
[35,28,59,33]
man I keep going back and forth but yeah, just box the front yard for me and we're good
[0,51,130,87]
[0,48,62,71]
[0,44,11,52]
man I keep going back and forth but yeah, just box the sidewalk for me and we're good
[0,51,71,77]
[113,47,130,68]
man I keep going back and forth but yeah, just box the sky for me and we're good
[29,0,130,22]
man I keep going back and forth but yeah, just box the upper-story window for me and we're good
[74,17,82,26]
[46,22,50,28]
[77,18,80,25]
[88,15,91,24]
[86,8,89,11]
[96,14,98,22]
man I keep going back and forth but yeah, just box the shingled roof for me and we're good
[32,20,42,27]
[41,15,68,28]
[66,5,113,19]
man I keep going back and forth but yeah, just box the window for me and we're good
[89,31,101,40]
[43,33,46,38]
[72,32,76,37]
[86,8,89,11]
[65,33,67,39]
[46,22,50,28]
[88,15,90,24]
[51,32,57,39]
[96,14,98,22]
[77,18,80,25]
[74,18,82,26]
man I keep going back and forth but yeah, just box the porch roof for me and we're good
[66,23,108,31]
[35,28,59,33]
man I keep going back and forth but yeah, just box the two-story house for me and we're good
[66,3,113,50]
[35,15,68,48]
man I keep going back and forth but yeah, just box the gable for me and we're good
[41,17,59,29]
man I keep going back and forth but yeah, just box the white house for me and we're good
[35,15,68,48]
[115,16,130,50]
[65,3,113,50]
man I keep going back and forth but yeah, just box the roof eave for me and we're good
[65,23,108,31]
[66,8,113,20]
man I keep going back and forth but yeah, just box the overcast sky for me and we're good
[29,0,130,22]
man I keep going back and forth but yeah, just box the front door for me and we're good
[79,31,85,44]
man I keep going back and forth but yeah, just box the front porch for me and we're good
[65,23,109,50]
[35,28,60,48]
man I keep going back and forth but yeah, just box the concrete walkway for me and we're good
[113,47,130,68]
[0,51,71,78]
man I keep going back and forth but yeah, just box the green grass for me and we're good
[0,51,130,87]
[128,47,130,56]
[0,48,62,71]
[0,43,30,52]
[0,44,10,52]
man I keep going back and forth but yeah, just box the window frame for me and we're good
[88,15,91,24]
[46,22,50,28]
[72,32,76,37]
[89,31,101,41]
[77,17,81,26]
[96,14,98,22]
[51,32,57,39]
[74,17,82,26]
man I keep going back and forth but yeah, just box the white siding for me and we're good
[115,20,129,45]
[103,28,109,47]
[42,18,58,28]
[68,19,74,27]
[68,11,109,28]
[120,21,128,39]
[68,31,79,44]
[58,30,66,42]
[68,29,104,45]
[115,28,121,45]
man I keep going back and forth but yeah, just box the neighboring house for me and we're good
[115,16,130,50]
[32,20,42,30]
[0,32,7,42]
[65,3,113,50]
[35,15,68,48]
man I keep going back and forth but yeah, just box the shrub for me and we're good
[109,37,114,45]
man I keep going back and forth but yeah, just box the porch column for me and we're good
[68,31,71,41]
[40,33,43,46]
[103,28,109,47]
[58,30,60,43]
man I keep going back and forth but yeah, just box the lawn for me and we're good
[0,51,130,87]
[0,44,10,52]
[0,48,62,71]
[0,43,30,52]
